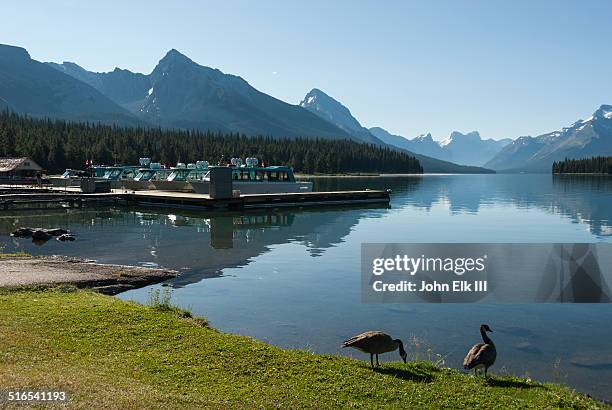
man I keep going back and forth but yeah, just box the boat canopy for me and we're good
[204,166,296,182]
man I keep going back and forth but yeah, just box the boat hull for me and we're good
[114,180,156,191]
[191,181,313,195]
[49,177,81,188]
[152,180,194,192]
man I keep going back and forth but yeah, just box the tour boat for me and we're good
[152,161,209,192]
[189,158,312,195]
[118,162,172,191]
[49,169,88,187]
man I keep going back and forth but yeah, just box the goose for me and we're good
[463,324,497,377]
[341,331,407,368]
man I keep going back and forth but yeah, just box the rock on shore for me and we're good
[0,255,177,295]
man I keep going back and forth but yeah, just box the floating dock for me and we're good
[0,186,390,211]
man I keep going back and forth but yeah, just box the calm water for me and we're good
[1,174,612,399]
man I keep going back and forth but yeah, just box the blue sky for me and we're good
[2,0,612,140]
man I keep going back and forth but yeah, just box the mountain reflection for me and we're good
[307,174,612,237]
[0,204,388,287]
[1,175,611,288]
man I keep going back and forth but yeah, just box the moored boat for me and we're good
[152,161,209,192]
[190,158,312,195]
[118,161,172,191]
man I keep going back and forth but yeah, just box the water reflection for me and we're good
[0,204,388,287]
[307,174,612,237]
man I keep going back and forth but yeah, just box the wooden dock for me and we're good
[0,186,390,211]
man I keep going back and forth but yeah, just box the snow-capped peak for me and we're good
[592,104,612,120]
[439,137,452,147]
[413,133,433,142]
[581,115,594,124]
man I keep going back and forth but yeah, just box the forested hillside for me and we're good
[0,111,422,174]
[552,156,612,174]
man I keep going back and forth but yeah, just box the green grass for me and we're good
[0,288,606,409]
[0,252,30,258]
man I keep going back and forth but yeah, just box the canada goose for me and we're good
[463,324,497,377]
[341,331,407,368]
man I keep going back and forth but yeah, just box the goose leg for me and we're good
[376,354,380,367]
[484,368,488,378]
[370,354,374,368]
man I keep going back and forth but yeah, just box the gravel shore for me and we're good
[0,255,177,294]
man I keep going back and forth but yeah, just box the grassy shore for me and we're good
[0,288,605,409]
[0,252,30,259]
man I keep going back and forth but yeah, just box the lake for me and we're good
[1,174,611,399]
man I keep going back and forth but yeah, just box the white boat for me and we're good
[118,162,171,191]
[49,169,87,188]
[152,161,209,192]
[190,158,312,195]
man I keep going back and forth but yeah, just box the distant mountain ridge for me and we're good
[299,88,384,145]
[440,131,512,166]
[485,105,612,172]
[46,61,150,106]
[0,44,139,125]
[369,127,511,166]
[3,42,495,173]
[47,50,353,141]
[298,88,493,173]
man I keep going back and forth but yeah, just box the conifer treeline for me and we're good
[0,111,422,174]
[552,157,612,174]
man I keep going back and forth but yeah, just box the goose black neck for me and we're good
[395,339,406,355]
[480,328,494,345]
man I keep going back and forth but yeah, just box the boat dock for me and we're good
[0,186,390,211]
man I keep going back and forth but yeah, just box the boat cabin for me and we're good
[208,166,296,183]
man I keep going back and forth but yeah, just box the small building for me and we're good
[0,157,44,180]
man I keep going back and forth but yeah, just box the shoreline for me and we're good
[0,255,177,295]
[0,287,606,408]
[0,256,608,406]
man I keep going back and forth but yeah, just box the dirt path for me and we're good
[0,256,177,294]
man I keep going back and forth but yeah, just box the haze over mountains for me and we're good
[0,44,139,125]
[369,128,512,167]
[48,49,350,140]
[298,88,492,173]
[1,42,611,173]
[485,105,612,172]
[297,88,512,168]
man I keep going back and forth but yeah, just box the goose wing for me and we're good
[341,331,392,352]
[463,343,496,369]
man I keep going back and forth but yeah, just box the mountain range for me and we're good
[47,49,350,140]
[1,42,610,173]
[298,88,493,173]
[0,43,492,173]
[0,44,139,125]
[368,128,512,167]
[484,105,612,172]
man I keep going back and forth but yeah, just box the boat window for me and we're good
[104,169,122,179]
[268,172,278,181]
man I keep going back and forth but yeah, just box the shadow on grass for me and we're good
[485,377,545,389]
[373,366,435,383]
